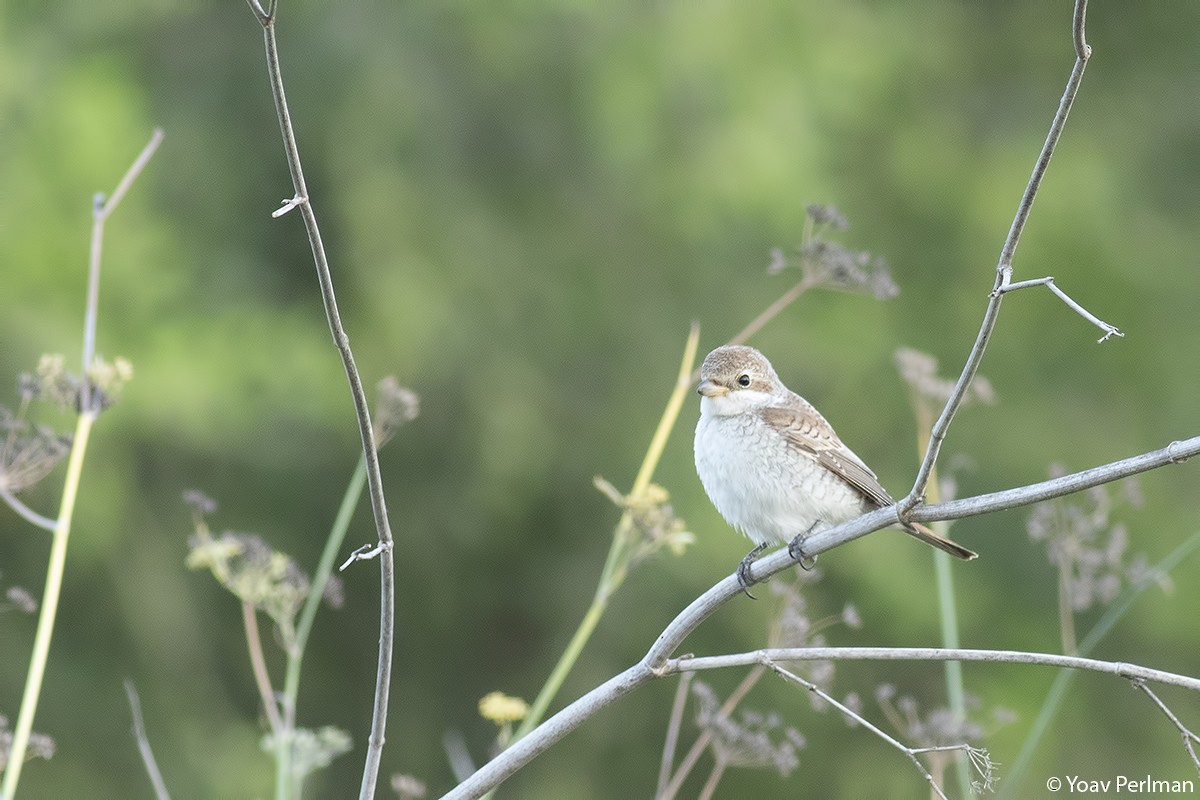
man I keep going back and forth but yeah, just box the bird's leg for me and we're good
[736,542,769,598]
[787,521,821,571]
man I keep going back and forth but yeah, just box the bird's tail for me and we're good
[903,522,977,561]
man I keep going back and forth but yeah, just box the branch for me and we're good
[672,648,1200,694]
[124,680,172,800]
[765,660,956,800]
[906,0,1092,508]
[0,486,57,531]
[996,277,1122,342]
[83,128,164,414]
[2,129,160,800]
[1130,680,1200,775]
[245,7,396,797]
[441,435,1198,799]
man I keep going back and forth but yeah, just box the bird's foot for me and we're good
[736,543,770,599]
[787,524,819,571]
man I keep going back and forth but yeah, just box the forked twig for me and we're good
[905,0,1094,510]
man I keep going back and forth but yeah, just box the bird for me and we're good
[693,344,976,591]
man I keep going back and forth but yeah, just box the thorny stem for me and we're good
[1,129,161,800]
[906,0,1092,511]
[246,6,395,797]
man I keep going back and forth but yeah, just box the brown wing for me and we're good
[762,397,978,561]
[760,397,895,508]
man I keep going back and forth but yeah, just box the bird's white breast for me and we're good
[694,398,867,545]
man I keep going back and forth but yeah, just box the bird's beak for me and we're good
[697,379,728,398]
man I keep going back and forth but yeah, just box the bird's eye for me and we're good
[736,373,751,387]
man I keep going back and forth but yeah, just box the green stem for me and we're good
[1,411,94,799]
[514,324,700,742]
[1000,531,1200,798]
[914,413,971,797]
[275,455,368,799]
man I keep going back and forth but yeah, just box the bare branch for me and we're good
[673,649,1200,694]
[0,487,57,531]
[997,277,1123,342]
[124,680,171,800]
[1130,680,1200,775]
[655,673,692,799]
[443,432,1199,799]
[82,128,163,415]
[246,8,397,796]
[906,0,1093,508]
[765,660,953,800]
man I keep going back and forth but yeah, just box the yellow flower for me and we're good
[478,692,528,724]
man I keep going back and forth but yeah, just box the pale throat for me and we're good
[699,387,776,418]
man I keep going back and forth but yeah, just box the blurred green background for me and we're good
[2,1,1198,797]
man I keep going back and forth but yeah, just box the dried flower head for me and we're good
[1027,469,1145,612]
[691,680,805,777]
[768,206,898,299]
[390,773,428,799]
[594,476,695,560]
[263,725,351,783]
[0,714,56,769]
[805,203,849,230]
[182,489,218,516]
[5,586,38,614]
[894,347,995,413]
[187,530,309,629]
[0,405,73,493]
[373,377,420,447]
[20,353,132,413]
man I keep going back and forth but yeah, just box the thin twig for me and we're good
[906,0,1092,509]
[0,487,57,531]
[245,6,396,796]
[997,277,1123,342]
[766,660,952,800]
[655,672,693,798]
[83,128,164,415]
[242,601,284,736]
[694,756,727,800]
[124,680,172,800]
[659,665,765,800]
[673,648,1200,693]
[1130,680,1200,775]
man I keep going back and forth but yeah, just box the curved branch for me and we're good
[441,433,1199,799]
[906,0,1092,507]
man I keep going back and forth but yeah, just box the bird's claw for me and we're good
[736,543,769,599]
[787,536,818,570]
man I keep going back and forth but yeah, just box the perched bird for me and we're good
[693,344,976,590]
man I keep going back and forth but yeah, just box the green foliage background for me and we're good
[2,1,1198,797]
